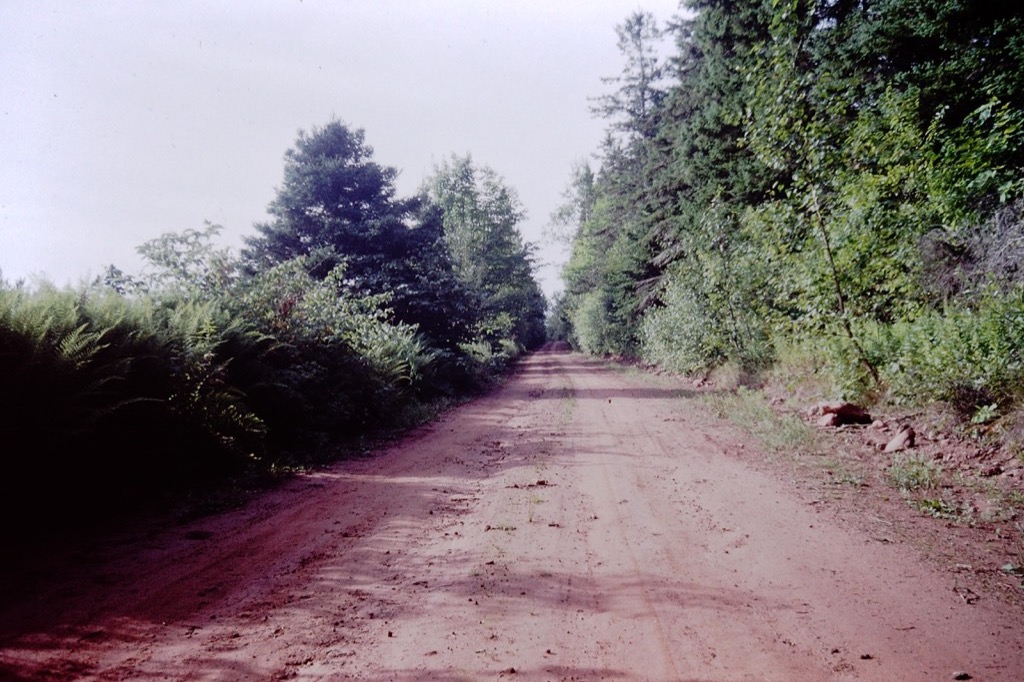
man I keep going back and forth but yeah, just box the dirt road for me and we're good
[2,349,1022,681]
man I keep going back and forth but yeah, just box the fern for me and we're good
[57,324,107,369]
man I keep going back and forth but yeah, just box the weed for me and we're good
[708,361,762,391]
[971,403,1000,425]
[888,453,941,492]
[916,497,962,519]
[832,471,867,487]
[527,494,545,523]
[704,387,823,455]
[981,487,1024,523]
[768,339,836,401]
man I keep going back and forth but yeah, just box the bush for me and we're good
[224,257,440,444]
[1,232,529,545]
[570,289,618,356]
[640,270,773,375]
[641,280,727,374]
[0,283,269,542]
[825,286,1024,414]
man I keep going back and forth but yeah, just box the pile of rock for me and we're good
[807,401,916,453]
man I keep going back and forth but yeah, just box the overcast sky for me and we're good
[1,0,683,298]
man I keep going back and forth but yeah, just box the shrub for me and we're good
[640,270,773,375]
[0,283,268,542]
[1,238,525,544]
[226,257,438,443]
[824,286,1024,413]
[571,289,619,356]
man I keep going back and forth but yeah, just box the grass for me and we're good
[886,454,980,522]
[702,387,824,455]
[765,340,841,407]
[630,340,1024,542]
[887,453,941,492]
[974,484,1024,523]
[527,494,545,523]
[915,497,964,519]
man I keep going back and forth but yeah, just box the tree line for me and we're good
[0,122,545,543]
[553,0,1024,427]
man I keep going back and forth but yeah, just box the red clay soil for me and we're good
[1,349,1022,681]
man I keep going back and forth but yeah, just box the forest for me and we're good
[552,0,1024,446]
[0,126,545,542]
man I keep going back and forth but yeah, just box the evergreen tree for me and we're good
[243,120,476,348]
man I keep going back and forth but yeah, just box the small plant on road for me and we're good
[527,494,545,523]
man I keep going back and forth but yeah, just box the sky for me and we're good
[1,0,683,299]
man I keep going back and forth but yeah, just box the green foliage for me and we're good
[4,117,546,545]
[888,453,941,493]
[934,98,1024,209]
[641,267,772,374]
[140,222,238,297]
[589,10,668,141]
[422,154,547,352]
[243,120,410,269]
[209,255,446,447]
[544,292,573,343]
[641,276,726,374]
[0,281,271,542]
[570,289,618,356]
[555,8,672,360]
[3,227,498,544]
[971,403,1000,426]
[561,0,1024,441]
[704,387,823,455]
[548,162,597,245]
[243,120,477,349]
[826,287,1024,411]
[559,178,653,357]
[915,497,961,519]
[641,203,776,373]
[0,282,267,465]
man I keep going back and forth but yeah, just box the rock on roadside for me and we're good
[808,401,873,426]
[883,426,916,453]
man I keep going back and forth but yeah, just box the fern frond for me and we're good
[57,324,108,369]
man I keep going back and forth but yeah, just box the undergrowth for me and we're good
[0,256,520,547]
[825,286,1024,416]
[703,387,823,455]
